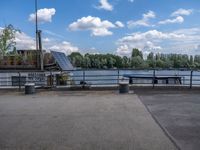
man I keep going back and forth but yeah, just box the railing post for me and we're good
[50,71,53,89]
[190,70,193,89]
[18,72,21,91]
[153,69,156,89]
[83,70,85,82]
[83,70,85,88]
[117,69,120,84]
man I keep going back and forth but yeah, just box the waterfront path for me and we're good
[0,90,177,150]
[136,88,200,150]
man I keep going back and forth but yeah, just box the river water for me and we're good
[72,70,200,86]
[0,70,200,86]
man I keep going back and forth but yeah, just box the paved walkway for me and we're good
[0,91,177,150]
[137,89,200,150]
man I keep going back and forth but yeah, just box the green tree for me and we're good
[68,50,198,70]
[147,52,155,68]
[113,55,123,68]
[156,59,164,68]
[107,56,115,68]
[122,56,130,68]
[189,55,194,68]
[147,52,154,61]
[0,24,18,57]
[83,55,91,68]
[69,52,83,67]
[132,48,143,58]
[94,57,101,69]
[131,56,144,68]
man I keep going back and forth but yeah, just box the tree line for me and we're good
[69,49,200,69]
[1,24,200,70]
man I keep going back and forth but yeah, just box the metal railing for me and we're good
[0,69,200,90]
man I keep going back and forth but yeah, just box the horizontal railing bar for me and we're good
[0,69,199,88]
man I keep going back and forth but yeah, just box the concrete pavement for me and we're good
[0,91,177,150]
[137,89,200,150]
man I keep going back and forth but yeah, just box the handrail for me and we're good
[0,69,200,89]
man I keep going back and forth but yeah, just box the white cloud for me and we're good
[115,21,124,28]
[29,8,56,23]
[15,32,35,50]
[171,28,200,46]
[91,28,113,37]
[117,44,132,56]
[96,0,113,11]
[143,11,156,19]
[171,8,193,17]
[127,11,156,28]
[118,30,185,44]
[158,16,184,25]
[12,30,79,55]
[128,0,134,3]
[116,29,189,56]
[68,16,116,36]
[117,28,200,56]
[195,45,200,52]
[49,41,79,55]
[158,9,193,26]
[43,38,50,42]
[174,28,200,34]
[43,30,65,39]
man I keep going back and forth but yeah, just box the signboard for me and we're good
[12,76,26,86]
[28,72,46,86]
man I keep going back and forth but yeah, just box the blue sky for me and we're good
[0,0,200,56]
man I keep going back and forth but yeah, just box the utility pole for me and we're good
[35,0,39,68]
[35,0,43,70]
[38,30,44,70]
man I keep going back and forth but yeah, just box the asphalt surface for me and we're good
[0,90,177,150]
[137,89,200,150]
